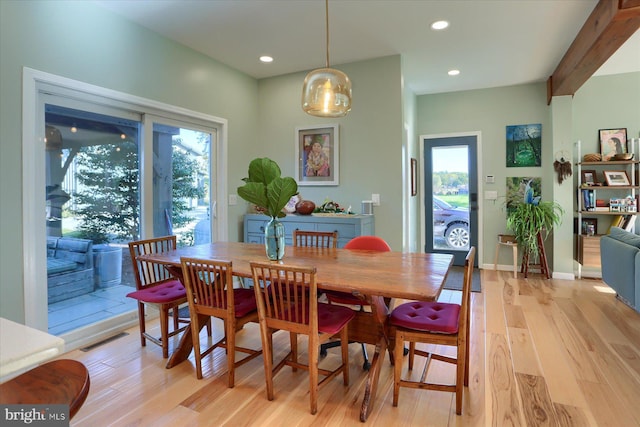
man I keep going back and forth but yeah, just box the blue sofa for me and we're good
[47,237,94,304]
[600,227,640,312]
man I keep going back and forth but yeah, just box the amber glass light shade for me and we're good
[301,68,352,117]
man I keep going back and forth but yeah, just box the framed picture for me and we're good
[505,176,541,212]
[581,218,597,235]
[603,170,631,186]
[410,158,417,196]
[506,123,542,167]
[581,170,598,185]
[599,128,627,161]
[295,124,339,186]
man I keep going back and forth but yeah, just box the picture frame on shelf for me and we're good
[603,170,631,186]
[581,170,598,185]
[581,218,597,236]
[294,124,339,186]
[599,128,627,161]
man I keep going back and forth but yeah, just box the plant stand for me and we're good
[521,232,550,279]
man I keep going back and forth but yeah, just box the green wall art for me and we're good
[506,123,542,167]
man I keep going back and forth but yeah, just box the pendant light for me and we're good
[301,0,352,117]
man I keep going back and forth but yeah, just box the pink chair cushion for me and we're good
[390,301,460,334]
[126,279,186,303]
[277,303,355,335]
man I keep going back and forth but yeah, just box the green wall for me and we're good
[573,72,640,146]
[255,55,404,249]
[0,0,258,322]
[416,72,640,273]
[417,83,553,268]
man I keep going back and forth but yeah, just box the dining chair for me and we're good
[127,236,189,358]
[389,246,476,415]
[292,229,338,249]
[180,257,261,386]
[250,261,355,415]
[321,235,392,370]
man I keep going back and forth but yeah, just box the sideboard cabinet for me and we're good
[243,214,374,248]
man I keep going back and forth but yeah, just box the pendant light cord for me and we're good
[325,0,330,68]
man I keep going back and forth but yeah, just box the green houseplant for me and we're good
[237,158,298,260]
[506,180,564,257]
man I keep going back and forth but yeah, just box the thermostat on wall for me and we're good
[485,175,495,184]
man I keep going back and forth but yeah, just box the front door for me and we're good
[422,134,478,266]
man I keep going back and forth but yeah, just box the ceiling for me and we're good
[94,0,640,96]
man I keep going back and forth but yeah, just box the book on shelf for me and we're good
[594,207,610,212]
[622,214,637,232]
[581,189,595,211]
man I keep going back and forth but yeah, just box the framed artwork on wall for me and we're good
[506,176,541,213]
[506,123,542,167]
[294,124,339,186]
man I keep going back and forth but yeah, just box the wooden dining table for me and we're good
[138,241,453,422]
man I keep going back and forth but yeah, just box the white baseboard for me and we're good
[59,311,141,352]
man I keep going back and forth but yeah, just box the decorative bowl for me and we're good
[612,153,634,161]
[583,153,601,162]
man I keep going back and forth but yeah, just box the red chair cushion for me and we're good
[232,288,258,317]
[325,290,369,306]
[277,303,355,335]
[126,279,186,303]
[318,303,355,335]
[390,301,460,334]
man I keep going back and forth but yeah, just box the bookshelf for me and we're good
[575,138,638,277]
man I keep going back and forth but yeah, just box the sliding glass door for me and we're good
[36,94,219,340]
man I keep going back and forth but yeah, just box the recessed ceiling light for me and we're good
[260,56,273,63]
[448,69,460,76]
[431,20,449,30]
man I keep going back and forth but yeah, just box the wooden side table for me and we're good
[0,359,90,419]
[494,234,518,278]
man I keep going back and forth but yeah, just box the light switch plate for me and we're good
[371,194,380,206]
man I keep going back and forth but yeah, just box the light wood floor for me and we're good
[64,270,640,426]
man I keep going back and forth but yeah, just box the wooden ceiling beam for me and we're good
[547,0,640,104]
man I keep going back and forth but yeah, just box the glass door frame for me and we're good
[22,68,228,337]
[419,132,483,266]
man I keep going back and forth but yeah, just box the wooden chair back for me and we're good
[251,261,317,335]
[180,256,260,385]
[250,260,353,414]
[293,230,338,248]
[180,257,234,318]
[128,235,177,290]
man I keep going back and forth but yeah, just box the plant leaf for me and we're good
[237,182,268,208]
[266,177,298,217]
[246,158,281,185]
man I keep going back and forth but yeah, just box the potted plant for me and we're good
[506,179,564,259]
[237,158,298,260]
